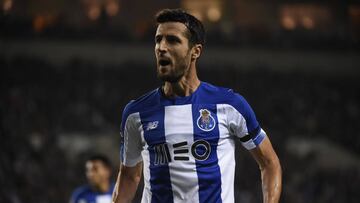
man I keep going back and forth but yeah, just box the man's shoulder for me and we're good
[200,81,255,116]
[200,82,245,103]
[122,88,160,119]
[203,82,233,91]
[71,185,92,199]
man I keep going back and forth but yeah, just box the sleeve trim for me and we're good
[239,126,261,142]
[242,128,266,150]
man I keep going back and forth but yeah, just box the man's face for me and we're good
[155,22,193,83]
[85,160,110,187]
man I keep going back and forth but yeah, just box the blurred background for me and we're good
[1,0,360,202]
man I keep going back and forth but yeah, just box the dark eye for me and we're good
[155,36,162,43]
[167,35,181,44]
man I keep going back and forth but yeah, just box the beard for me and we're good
[157,54,191,83]
[157,67,184,83]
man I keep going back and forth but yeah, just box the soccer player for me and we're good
[112,8,282,203]
[70,155,115,203]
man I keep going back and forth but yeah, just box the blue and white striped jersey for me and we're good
[120,82,266,203]
[70,184,114,203]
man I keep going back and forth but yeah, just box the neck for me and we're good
[92,181,110,193]
[163,63,200,98]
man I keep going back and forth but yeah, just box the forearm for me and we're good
[250,136,282,203]
[112,175,140,203]
[112,164,142,203]
[260,157,282,203]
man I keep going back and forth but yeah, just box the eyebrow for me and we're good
[155,33,176,37]
[155,33,181,39]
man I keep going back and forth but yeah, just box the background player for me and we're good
[70,154,115,203]
[112,8,282,203]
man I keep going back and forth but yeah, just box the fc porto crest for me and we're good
[196,109,216,132]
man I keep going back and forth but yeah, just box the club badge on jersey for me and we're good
[196,109,216,131]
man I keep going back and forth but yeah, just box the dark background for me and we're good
[1,0,360,203]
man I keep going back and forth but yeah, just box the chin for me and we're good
[158,74,183,83]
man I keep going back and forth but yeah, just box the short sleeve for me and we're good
[226,93,266,150]
[121,111,143,167]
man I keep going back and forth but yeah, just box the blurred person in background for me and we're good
[70,154,115,203]
[112,8,281,203]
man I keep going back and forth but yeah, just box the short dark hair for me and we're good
[155,8,206,46]
[87,154,112,169]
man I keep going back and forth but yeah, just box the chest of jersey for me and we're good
[138,104,231,165]
[135,103,235,203]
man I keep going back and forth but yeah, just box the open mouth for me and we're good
[159,59,171,66]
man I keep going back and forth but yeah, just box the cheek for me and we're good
[181,51,192,66]
[154,46,159,57]
[98,169,110,178]
[174,50,191,64]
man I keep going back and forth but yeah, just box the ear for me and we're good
[191,44,202,60]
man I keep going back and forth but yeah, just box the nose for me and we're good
[157,39,167,53]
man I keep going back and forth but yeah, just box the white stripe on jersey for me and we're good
[216,104,236,203]
[141,132,152,203]
[164,105,200,203]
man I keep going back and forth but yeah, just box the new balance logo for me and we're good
[146,121,159,131]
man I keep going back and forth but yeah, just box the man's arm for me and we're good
[250,135,282,203]
[112,162,143,203]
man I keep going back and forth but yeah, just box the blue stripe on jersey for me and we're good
[140,108,174,203]
[192,104,222,203]
[230,93,260,135]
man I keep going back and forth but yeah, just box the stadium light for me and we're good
[3,0,12,12]
[207,7,221,22]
